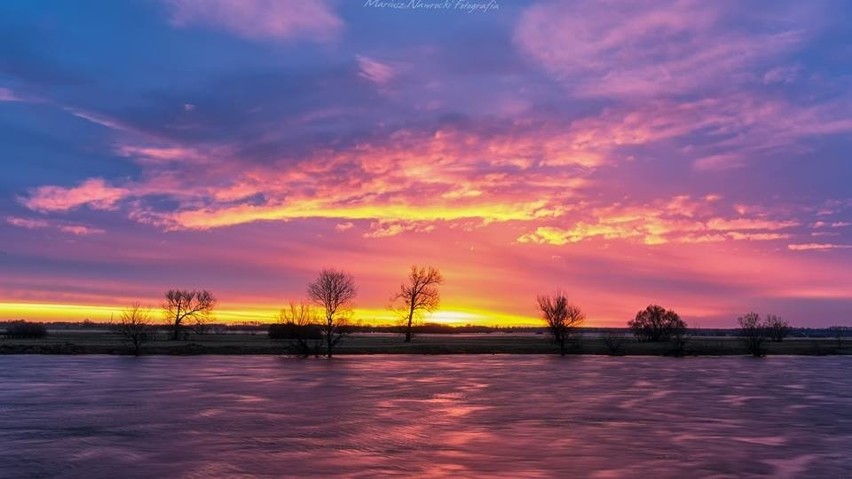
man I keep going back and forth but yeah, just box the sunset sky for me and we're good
[1,0,851,327]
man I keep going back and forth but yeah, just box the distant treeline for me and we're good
[2,320,847,338]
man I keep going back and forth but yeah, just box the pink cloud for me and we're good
[514,0,806,98]
[788,243,852,251]
[0,87,22,102]
[57,225,106,236]
[357,55,398,85]
[6,217,50,229]
[166,0,342,42]
[6,216,105,235]
[21,178,129,213]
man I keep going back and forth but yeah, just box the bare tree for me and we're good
[163,289,216,340]
[537,291,585,356]
[270,301,322,357]
[116,302,152,355]
[628,304,686,342]
[392,265,443,343]
[765,314,790,342]
[307,269,357,358]
[738,312,768,357]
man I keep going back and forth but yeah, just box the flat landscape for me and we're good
[1,330,849,356]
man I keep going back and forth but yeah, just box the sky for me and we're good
[1,0,851,327]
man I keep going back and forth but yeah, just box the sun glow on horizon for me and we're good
[0,302,542,327]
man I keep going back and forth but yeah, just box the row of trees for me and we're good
[108,268,804,358]
[738,312,792,357]
[114,266,444,357]
[535,294,793,357]
[275,266,443,357]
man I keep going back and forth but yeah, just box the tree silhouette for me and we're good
[392,265,443,343]
[272,301,322,357]
[628,304,686,342]
[163,289,216,340]
[537,291,584,355]
[738,311,768,357]
[307,269,357,358]
[765,314,790,342]
[116,302,152,355]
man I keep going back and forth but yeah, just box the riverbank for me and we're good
[1,330,850,355]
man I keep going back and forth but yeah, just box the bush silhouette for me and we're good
[4,320,48,339]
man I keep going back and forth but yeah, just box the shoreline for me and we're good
[1,332,849,356]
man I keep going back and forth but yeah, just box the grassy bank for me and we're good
[1,330,850,356]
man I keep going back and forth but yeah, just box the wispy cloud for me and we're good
[0,87,23,102]
[788,243,852,251]
[166,0,342,42]
[514,0,808,99]
[357,55,398,86]
[6,216,105,235]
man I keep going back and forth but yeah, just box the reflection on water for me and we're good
[1,356,850,478]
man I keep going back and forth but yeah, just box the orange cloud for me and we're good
[517,196,799,246]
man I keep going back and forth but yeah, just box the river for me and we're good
[1,355,850,478]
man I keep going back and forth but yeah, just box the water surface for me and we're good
[1,356,850,478]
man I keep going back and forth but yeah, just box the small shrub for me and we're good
[268,322,322,340]
[602,331,627,355]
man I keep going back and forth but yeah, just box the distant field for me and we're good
[1,330,849,356]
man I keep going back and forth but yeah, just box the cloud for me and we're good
[763,65,802,85]
[5,216,105,235]
[517,196,800,246]
[103,122,602,230]
[166,0,342,42]
[6,217,49,229]
[357,55,398,85]
[64,107,133,132]
[20,178,129,213]
[362,221,435,239]
[514,0,807,99]
[788,243,852,251]
[0,87,22,102]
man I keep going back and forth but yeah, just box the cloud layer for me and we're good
[1,0,850,326]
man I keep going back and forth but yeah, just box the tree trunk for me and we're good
[404,313,413,343]
[326,318,333,358]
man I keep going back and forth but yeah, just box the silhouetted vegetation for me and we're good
[828,326,849,349]
[537,291,584,355]
[628,305,687,342]
[391,265,443,343]
[115,303,152,355]
[271,302,323,357]
[308,269,357,358]
[765,314,790,342]
[738,312,768,357]
[667,327,690,357]
[602,331,627,355]
[163,289,217,340]
[3,320,48,339]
